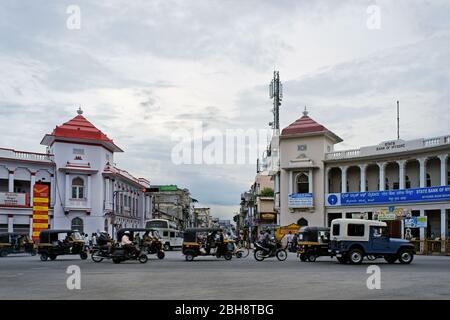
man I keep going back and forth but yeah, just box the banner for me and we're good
[32,184,49,241]
[405,216,428,228]
[326,186,450,206]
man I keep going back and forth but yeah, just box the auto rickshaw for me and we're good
[116,228,165,259]
[0,232,36,257]
[37,229,88,261]
[182,228,233,261]
[297,227,331,262]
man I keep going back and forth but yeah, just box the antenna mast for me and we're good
[269,71,282,136]
[397,100,400,140]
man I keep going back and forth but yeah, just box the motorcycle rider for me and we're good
[261,228,275,255]
[121,231,136,257]
[97,231,112,253]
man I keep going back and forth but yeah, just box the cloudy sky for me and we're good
[1,0,450,220]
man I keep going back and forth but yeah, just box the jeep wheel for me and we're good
[348,249,364,264]
[384,255,397,264]
[398,249,413,264]
[307,254,316,262]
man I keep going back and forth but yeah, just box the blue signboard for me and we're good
[326,186,450,206]
[288,193,313,208]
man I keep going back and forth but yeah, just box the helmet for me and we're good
[124,231,130,235]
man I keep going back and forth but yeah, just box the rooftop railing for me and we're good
[0,148,54,162]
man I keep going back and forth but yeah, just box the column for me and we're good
[8,215,13,232]
[419,209,425,253]
[340,166,348,193]
[30,172,36,207]
[29,217,33,238]
[441,208,447,253]
[104,178,110,209]
[65,173,70,202]
[288,171,293,194]
[325,168,331,195]
[308,168,313,193]
[418,157,427,188]
[50,174,55,207]
[397,160,406,189]
[87,175,92,209]
[8,170,14,192]
[378,162,386,191]
[439,154,448,186]
[359,164,367,192]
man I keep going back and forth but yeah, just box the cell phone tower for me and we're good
[269,71,282,136]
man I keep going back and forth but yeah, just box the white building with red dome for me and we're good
[0,108,152,237]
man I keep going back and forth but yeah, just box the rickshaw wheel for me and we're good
[224,252,233,260]
[49,254,57,261]
[157,251,165,259]
[0,250,8,257]
[112,258,121,264]
[299,254,307,262]
[138,254,148,263]
[40,253,48,261]
[80,252,88,260]
[185,253,194,261]
[307,254,316,262]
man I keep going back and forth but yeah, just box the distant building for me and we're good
[0,108,152,237]
[194,207,211,228]
[147,185,194,230]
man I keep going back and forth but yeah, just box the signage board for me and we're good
[404,216,428,228]
[288,193,313,208]
[32,184,49,241]
[0,192,27,207]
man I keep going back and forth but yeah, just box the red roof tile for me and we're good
[51,114,113,142]
[281,114,328,136]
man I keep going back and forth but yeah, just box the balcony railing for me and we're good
[325,135,450,160]
[0,148,54,162]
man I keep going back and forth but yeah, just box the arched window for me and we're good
[296,173,309,194]
[71,217,84,234]
[426,173,431,187]
[297,218,308,227]
[71,177,84,199]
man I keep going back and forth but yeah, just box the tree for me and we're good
[259,187,274,197]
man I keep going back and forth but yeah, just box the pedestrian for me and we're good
[286,231,293,251]
[92,233,97,247]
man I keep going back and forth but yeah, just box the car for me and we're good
[329,219,415,265]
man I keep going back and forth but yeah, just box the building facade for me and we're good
[0,108,152,237]
[268,110,449,252]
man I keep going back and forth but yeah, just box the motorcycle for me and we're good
[91,244,116,262]
[253,241,287,261]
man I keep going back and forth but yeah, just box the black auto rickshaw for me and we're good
[297,227,331,262]
[182,228,233,261]
[0,232,36,257]
[116,228,165,260]
[37,229,88,261]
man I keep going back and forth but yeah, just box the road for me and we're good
[0,251,449,300]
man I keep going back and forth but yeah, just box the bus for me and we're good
[144,219,183,250]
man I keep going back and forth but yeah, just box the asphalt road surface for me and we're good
[1,251,449,300]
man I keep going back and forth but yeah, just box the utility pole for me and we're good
[269,71,283,136]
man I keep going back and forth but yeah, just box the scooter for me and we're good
[253,241,287,261]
